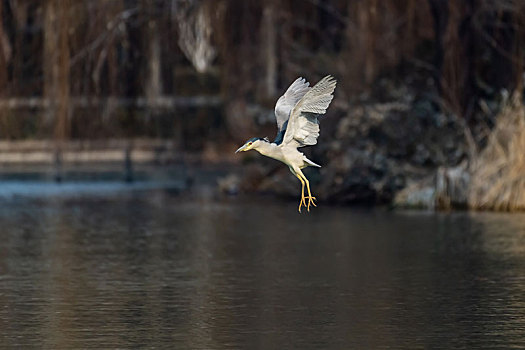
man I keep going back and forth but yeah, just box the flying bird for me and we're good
[235,75,337,212]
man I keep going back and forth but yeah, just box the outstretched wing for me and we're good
[274,77,311,132]
[282,75,337,148]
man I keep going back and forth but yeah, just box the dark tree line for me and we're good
[0,0,523,140]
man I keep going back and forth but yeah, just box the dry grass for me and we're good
[435,161,470,210]
[468,92,525,211]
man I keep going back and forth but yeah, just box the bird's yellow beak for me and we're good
[235,144,247,153]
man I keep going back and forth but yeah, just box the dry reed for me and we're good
[468,92,525,211]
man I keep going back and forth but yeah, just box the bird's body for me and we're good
[255,142,320,170]
[236,75,337,212]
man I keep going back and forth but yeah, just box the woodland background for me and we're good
[0,0,524,209]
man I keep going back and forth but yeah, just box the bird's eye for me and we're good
[248,142,252,145]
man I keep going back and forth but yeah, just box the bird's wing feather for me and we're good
[282,75,336,148]
[274,77,311,131]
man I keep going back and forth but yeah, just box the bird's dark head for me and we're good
[235,137,269,153]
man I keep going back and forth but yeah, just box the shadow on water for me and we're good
[0,190,524,348]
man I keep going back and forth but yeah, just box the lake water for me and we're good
[0,188,524,348]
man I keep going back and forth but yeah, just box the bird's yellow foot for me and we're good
[298,194,307,213]
[306,196,317,211]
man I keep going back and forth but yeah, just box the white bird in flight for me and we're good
[236,75,337,212]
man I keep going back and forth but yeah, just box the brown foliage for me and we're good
[469,93,525,210]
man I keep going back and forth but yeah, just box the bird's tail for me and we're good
[304,157,321,168]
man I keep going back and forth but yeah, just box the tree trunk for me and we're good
[261,2,277,98]
[44,0,71,140]
[428,0,448,98]
[146,18,162,100]
[0,1,8,96]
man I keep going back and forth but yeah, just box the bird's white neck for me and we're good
[254,141,278,158]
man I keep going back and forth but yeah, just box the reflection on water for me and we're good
[0,192,524,348]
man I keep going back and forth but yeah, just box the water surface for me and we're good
[0,190,524,348]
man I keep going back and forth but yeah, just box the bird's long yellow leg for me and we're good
[294,173,307,213]
[299,172,317,211]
